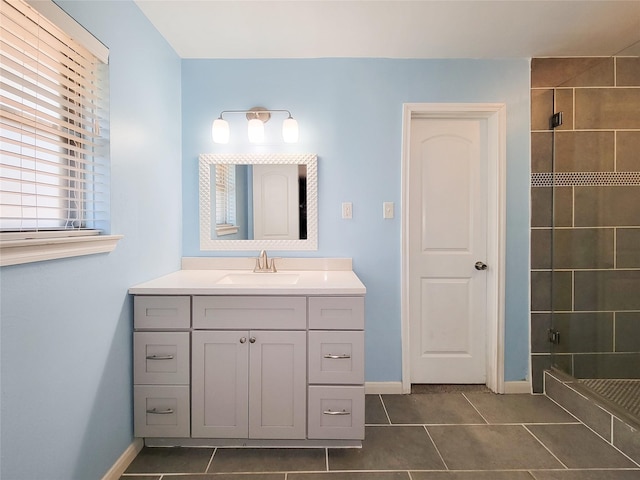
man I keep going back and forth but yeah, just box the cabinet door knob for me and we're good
[249,336,256,343]
[239,337,247,344]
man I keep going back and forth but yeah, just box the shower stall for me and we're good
[530,47,640,428]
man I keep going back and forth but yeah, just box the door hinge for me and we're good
[548,329,561,345]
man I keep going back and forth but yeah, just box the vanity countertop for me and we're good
[129,257,366,296]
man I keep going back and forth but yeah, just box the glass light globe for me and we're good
[282,117,299,143]
[247,118,264,143]
[211,118,229,144]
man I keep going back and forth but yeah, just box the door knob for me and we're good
[475,261,488,271]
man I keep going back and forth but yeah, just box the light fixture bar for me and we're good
[211,107,299,144]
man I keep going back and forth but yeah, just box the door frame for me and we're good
[401,103,507,394]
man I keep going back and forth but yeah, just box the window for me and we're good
[0,0,119,265]
[215,164,238,236]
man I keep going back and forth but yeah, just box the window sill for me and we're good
[0,234,124,267]
[216,225,239,236]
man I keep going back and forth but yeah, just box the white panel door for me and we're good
[191,331,249,438]
[409,118,488,384]
[248,330,307,439]
[253,164,299,240]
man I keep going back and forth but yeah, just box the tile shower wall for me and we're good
[530,57,640,393]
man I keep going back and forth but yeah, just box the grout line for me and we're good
[325,447,329,472]
[407,471,414,480]
[204,447,217,473]
[523,424,569,470]
[423,425,449,470]
[379,393,393,424]
[461,392,489,424]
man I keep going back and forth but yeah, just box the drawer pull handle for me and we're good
[323,409,351,416]
[323,354,351,359]
[146,355,174,360]
[146,408,174,415]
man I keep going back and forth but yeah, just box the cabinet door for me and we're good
[248,330,307,439]
[192,331,249,438]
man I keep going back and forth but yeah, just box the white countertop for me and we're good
[129,258,366,295]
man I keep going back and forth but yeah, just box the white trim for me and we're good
[101,438,143,480]
[504,381,532,394]
[0,234,123,267]
[365,381,404,395]
[400,103,507,395]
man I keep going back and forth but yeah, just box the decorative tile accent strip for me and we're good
[532,172,640,187]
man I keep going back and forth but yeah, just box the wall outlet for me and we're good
[383,202,394,219]
[342,202,353,219]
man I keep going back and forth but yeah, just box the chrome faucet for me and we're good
[254,250,277,273]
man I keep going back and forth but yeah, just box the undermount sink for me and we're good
[216,273,300,285]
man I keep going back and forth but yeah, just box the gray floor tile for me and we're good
[530,470,640,480]
[381,393,485,424]
[207,448,326,473]
[328,426,445,471]
[527,424,638,468]
[411,472,535,479]
[366,394,390,424]
[163,475,285,479]
[464,392,578,424]
[289,473,409,480]
[124,447,214,474]
[427,425,563,470]
[120,476,161,480]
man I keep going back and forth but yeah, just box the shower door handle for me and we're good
[475,261,488,271]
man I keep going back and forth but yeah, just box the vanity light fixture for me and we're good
[211,107,299,144]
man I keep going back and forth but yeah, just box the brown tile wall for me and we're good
[530,56,640,392]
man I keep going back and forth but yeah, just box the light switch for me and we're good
[383,202,394,219]
[342,202,353,219]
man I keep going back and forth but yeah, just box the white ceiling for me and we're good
[134,0,640,59]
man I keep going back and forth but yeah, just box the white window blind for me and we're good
[215,164,236,228]
[0,0,109,233]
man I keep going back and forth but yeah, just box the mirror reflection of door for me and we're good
[253,164,299,240]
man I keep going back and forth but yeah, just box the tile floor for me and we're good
[121,389,640,479]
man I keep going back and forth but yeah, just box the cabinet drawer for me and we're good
[308,386,364,440]
[134,332,190,385]
[193,296,306,330]
[134,296,190,330]
[134,385,190,438]
[308,297,364,330]
[308,331,364,384]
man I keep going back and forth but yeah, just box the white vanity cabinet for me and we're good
[191,296,307,439]
[130,264,366,447]
[133,296,191,438]
[307,297,365,440]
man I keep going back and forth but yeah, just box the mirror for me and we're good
[199,153,317,251]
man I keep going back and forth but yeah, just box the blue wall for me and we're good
[181,59,531,383]
[0,1,182,479]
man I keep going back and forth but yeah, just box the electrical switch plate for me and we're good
[342,202,353,219]
[383,202,394,219]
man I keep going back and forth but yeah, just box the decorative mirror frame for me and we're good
[199,153,318,251]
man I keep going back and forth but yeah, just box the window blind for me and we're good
[0,0,109,232]
[215,164,236,227]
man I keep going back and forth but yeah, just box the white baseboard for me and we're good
[504,380,531,394]
[365,381,404,394]
[101,438,143,480]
